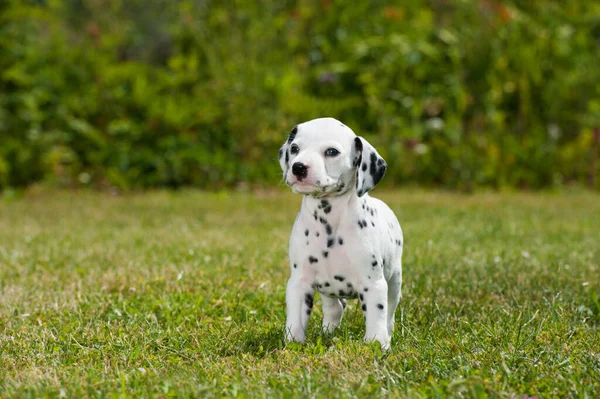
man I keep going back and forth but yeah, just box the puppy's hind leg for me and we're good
[321,295,345,333]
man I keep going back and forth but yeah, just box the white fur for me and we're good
[278,117,403,350]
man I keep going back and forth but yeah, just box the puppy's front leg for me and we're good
[285,276,315,343]
[362,278,390,350]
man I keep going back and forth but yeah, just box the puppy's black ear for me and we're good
[278,125,298,175]
[354,136,386,197]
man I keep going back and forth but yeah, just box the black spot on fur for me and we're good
[364,287,369,292]
[325,224,332,235]
[313,211,318,221]
[306,309,311,315]
[324,282,330,287]
[359,293,364,301]
[320,200,332,214]
[358,220,367,229]
[377,303,384,310]
[337,182,345,192]
[319,217,327,224]
[278,148,283,159]
[362,304,367,312]
[371,222,375,227]
[362,163,367,172]
[396,239,402,246]
[370,209,374,217]
[338,237,344,245]
[372,260,378,267]
[309,256,318,264]
[322,251,328,258]
[373,155,386,185]
[347,282,353,288]
[339,290,346,296]
[287,126,298,143]
[305,229,309,236]
[354,137,363,153]
[305,293,314,309]
[317,284,322,288]
[316,232,320,237]
[293,263,297,269]
[369,153,377,177]
[327,238,334,248]
[334,275,345,282]
[285,150,289,164]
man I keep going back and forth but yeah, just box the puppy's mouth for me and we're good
[290,181,320,193]
[288,179,346,197]
[291,180,313,187]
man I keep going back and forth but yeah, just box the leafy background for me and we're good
[1,0,600,192]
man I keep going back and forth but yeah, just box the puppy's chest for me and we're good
[297,229,361,298]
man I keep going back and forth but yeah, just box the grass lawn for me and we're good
[1,189,599,398]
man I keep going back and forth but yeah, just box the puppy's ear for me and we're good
[278,125,298,175]
[353,136,386,197]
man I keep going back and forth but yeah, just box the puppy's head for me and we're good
[278,117,386,197]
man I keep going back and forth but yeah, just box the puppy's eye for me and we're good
[290,144,299,155]
[325,148,340,157]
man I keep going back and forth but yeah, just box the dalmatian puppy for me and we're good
[278,117,403,350]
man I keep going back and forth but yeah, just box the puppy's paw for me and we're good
[285,327,306,344]
[364,333,390,351]
[322,321,340,334]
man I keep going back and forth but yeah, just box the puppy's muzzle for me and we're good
[292,162,308,180]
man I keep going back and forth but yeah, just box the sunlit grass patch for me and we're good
[1,190,599,397]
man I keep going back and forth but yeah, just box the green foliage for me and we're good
[1,0,600,190]
[1,190,599,396]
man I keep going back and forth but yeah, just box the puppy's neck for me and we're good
[300,190,363,228]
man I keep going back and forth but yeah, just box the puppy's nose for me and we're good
[292,162,308,179]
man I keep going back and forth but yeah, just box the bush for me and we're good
[1,0,599,191]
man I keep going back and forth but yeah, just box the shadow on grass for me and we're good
[213,309,370,358]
